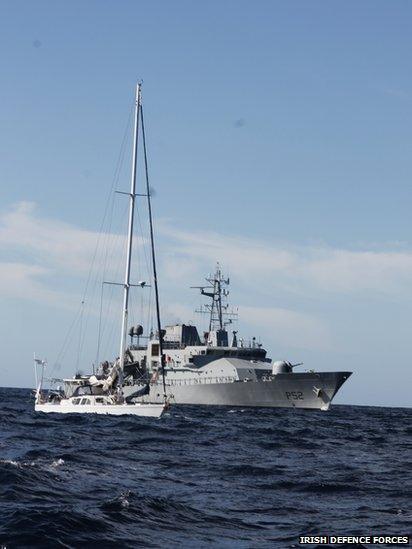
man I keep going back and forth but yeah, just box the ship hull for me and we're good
[129,371,351,411]
[35,402,165,417]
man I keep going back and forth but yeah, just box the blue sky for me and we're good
[1,1,411,406]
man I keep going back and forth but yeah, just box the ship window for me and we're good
[73,398,80,405]
[78,386,92,396]
[151,343,159,356]
[80,398,87,404]
[96,398,103,403]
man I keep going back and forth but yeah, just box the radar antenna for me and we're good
[191,263,238,331]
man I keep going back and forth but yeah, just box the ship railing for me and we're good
[166,376,237,386]
[130,341,184,351]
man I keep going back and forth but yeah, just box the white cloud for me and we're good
[0,201,152,304]
[2,201,412,403]
[240,305,331,352]
[154,300,329,352]
[158,222,412,299]
[0,262,67,305]
[2,201,412,355]
[0,201,151,278]
[6,202,412,303]
[0,201,108,274]
[304,248,412,295]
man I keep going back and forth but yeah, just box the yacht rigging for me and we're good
[34,83,169,417]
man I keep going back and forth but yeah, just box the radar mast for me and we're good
[191,263,238,332]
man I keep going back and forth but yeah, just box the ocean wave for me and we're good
[0,388,410,548]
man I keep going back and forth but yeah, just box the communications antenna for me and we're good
[191,263,238,331]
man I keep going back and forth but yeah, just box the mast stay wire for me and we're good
[51,304,84,376]
[140,103,167,399]
[94,196,118,368]
[75,300,85,372]
[52,101,134,374]
[81,103,134,311]
[95,201,129,368]
[135,194,154,334]
[96,200,130,363]
[77,107,133,370]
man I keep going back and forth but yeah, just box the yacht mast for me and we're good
[119,83,141,372]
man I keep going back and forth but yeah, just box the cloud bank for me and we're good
[2,202,412,353]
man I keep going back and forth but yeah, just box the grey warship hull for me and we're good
[124,371,351,411]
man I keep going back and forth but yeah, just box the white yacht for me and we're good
[34,83,169,418]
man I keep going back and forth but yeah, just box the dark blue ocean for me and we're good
[0,388,410,548]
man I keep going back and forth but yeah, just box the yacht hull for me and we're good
[35,402,165,417]
[127,371,351,411]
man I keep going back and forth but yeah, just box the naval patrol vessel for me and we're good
[117,264,351,410]
[60,264,351,411]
